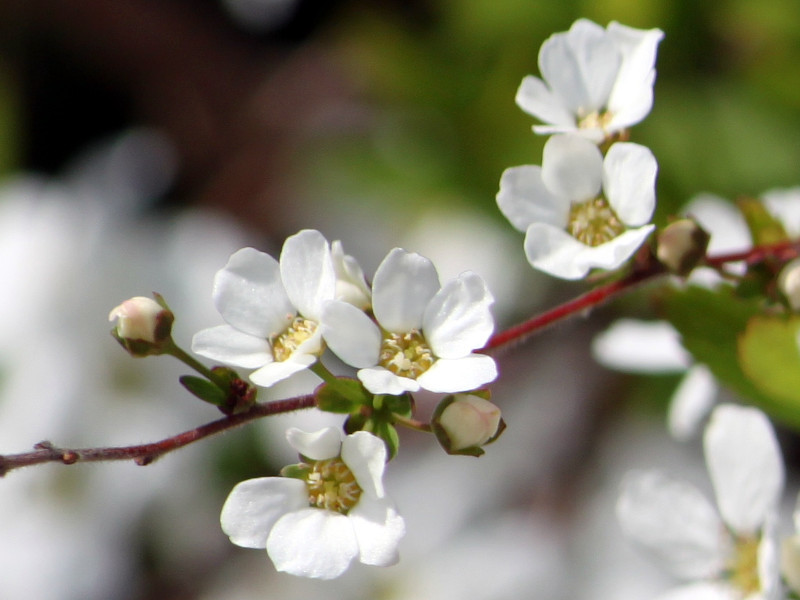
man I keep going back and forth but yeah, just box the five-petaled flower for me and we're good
[516,18,663,143]
[191,229,336,388]
[321,247,497,395]
[617,404,785,599]
[220,427,405,579]
[497,133,657,280]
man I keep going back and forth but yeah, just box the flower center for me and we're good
[567,197,626,246]
[271,316,317,362]
[577,109,614,132]
[727,535,760,595]
[305,458,362,514]
[379,330,434,379]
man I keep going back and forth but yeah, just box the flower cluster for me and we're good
[497,19,663,280]
[184,229,501,577]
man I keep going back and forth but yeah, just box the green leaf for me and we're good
[737,197,789,245]
[180,375,226,406]
[739,315,800,421]
[315,378,372,413]
[662,285,800,428]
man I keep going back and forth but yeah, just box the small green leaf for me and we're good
[737,198,789,245]
[739,315,800,422]
[662,285,800,428]
[180,375,226,406]
[315,378,372,413]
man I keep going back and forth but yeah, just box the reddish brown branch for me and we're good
[0,395,316,476]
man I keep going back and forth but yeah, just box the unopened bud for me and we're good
[656,218,710,276]
[779,258,800,311]
[432,393,504,456]
[109,294,174,356]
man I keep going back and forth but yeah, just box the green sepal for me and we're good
[364,419,400,461]
[180,375,226,406]
[280,463,312,480]
[315,378,372,413]
[737,197,789,246]
[384,392,413,418]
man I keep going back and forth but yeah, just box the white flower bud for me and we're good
[656,218,710,275]
[436,394,502,453]
[109,295,174,356]
[779,257,800,311]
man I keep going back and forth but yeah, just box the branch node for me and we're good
[135,455,155,466]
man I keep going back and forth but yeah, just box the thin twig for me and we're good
[0,395,315,476]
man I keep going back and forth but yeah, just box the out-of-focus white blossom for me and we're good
[617,404,785,599]
[516,19,663,143]
[321,248,497,395]
[498,134,657,280]
[220,427,405,579]
[592,319,719,440]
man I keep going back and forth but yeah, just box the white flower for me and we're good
[498,134,657,280]
[219,427,405,579]
[321,248,497,395]
[592,318,719,440]
[617,404,785,599]
[516,19,664,143]
[191,229,335,388]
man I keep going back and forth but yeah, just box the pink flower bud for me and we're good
[435,394,503,454]
[109,295,174,356]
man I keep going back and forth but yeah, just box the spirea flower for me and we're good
[516,19,664,143]
[220,427,405,579]
[498,134,657,280]
[321,248,497,395]
[617,404,785,599]
[191,229,336,388]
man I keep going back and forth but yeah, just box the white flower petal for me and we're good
[341,431,388,499]
[538,19,619,114]
[349,496,405,567]
[321,300,382,368]
[616,470,728,580]
[524,222,653,280]
[220,477,308,549]
[704,404,784,535]
[591,319,692,373]
[358,367,420,395]
[603,142,657,226]
[331,240,371,309]
[191,324,273,368]
[541,134,603,202]
[416,355,498,393]
[423,271,494,359]
[280,229,336,320]
[286,426,343,461]
[668,365,719,441]
[515,75,575,128]
[496,165,570,232]
[214,247,294,337]
[654,582,738,600]
[606,23,664,128]
[249,354,316,388]
[372,248,440,332]
[761,187,800,237]
[266,509,358,579]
